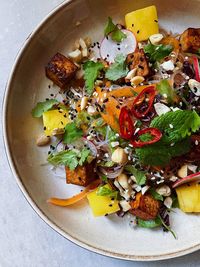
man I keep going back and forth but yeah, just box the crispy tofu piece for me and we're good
[180,28,200,53]
[65,162,97,187]
[130,194,160,220]
[45,53,78,89]
[126,49,150,77]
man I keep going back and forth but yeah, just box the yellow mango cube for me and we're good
[125,5,159,41]
[43,109,70,136]
[176,183,200,213]
[87,185,120,217]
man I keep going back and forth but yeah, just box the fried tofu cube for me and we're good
[125,6,159,41]
[126,49,150,77]
[45,53,78,89]
[65,162,96,187]
[130,194,160,220]
[180,28,200,53]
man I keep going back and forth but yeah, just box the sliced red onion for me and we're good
[173,171,200,188]
[100,29,137,63]
[99,165,123,179]
[82,137,97,157]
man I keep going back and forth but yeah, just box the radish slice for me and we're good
[100,29,137,63]
[173,172,200,188]
[193,56,200,82]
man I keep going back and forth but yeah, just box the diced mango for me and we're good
[176,182,200,212]
[43,109,70,136]
[125,5,159,41]
[87,185,120,217]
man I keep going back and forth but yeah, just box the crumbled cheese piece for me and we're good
[141,185,150,195]
[111,141,119,148]
[154,103,170,116]
[161,60,175,71]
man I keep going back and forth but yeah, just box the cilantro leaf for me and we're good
[137,217,162,228]
[48,150,79,170]
[96,185,118,199]
[75,111,94,127]
[144,43,173,62]
[63,122,83,144]
[156,79,177,104]
[125,165,146,185]
[47,148,90,170]
[83,61,104,95]
[105,54,128,81]
[136,138,191,167]
[104,17,127,42]
[79,148,90,165]
[149,188,163,201]
[151,110,200,144]
[32,99,58,118]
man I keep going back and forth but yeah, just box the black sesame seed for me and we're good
[132,23,134,27]
[48,85,51,89]
[103,98,109,103]
[45,98,49,101]
[106,36,108,40]
[59,110,62,113]
[137,30,140,34]
[48,151,51,155]
[117,47,121,51]
[88,49,91,52]
[47,136,50,138]
[154,20,158,23]
[107,54,109,57]
[116,105,120,109]
[97,42,100,45]
[78,177,82,181]
[44,126,46,130]
[109,204,113,207]
[111,197,114,201]
[138,65,144,69]
[117,43,120,46]
[61,121,63,125]
[87,116,91,120]
[105,213,108,216]
[63,114,67,118]
[50,94,54,97]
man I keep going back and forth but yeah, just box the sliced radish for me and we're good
[173,172,200,188]
[100,29,137,63]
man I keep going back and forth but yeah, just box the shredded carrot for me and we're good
[130,192,142,209]
[47,179,100,207]
[108,85,156,98]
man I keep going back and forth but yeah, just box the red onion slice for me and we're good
[173,172,200,188]
[99,165,123,179]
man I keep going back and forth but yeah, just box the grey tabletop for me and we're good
[0,0,200,266]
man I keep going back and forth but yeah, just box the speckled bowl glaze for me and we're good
[3,0,200,261]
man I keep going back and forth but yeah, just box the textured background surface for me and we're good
[0,0,200,266]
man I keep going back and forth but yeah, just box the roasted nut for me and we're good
[156,185,171,197]
[117,173,129,190]
[149,33,164,45]
[51,128,65,136]
[82,48,88,58]
[119,200,131,212]
[180,28,200,53]
[79,38,87,49]
[68,49,82,63]
[74,39,80,50]
[87,106,98,115]
[80,96,88,110]
[84,37,92,47]
[111,147,128,165]
[178,164,188,178]
[131,76,145,86]
[36,134,51,146]
[164,197,173,209]
[125,68,137,80]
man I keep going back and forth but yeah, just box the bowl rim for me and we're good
[2,0,200,261]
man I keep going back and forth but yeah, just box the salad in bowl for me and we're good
[32,5,200,237]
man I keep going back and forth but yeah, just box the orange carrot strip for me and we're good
[47,179,100,207]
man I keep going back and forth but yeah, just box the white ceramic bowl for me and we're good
[3,0,200,261]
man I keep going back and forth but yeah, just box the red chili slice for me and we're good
[193,56,200,82]
[131,86,156,119]
[119,107,134,139]
[131,127,162,148]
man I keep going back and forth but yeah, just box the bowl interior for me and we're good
[4,0,200,260]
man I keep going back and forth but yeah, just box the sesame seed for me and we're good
[117,47,121,51]
[103,98,109,103]
[45,98,49,101]
[170,143,175,147]
[48,85,51,89]
[116,105,120,109]
[132,23,134,27]
[115,133,120,137]
[151,176,156,180]
[50,94,54,97]
[154,20,158,22]
[44,126,46,130]
[128,144,133,148]
[169,124,173,129]
[163,93,167,98]
[128,156,131,161]
[137,30,140,34]
[109,204,113,207]
[195,140,199,146]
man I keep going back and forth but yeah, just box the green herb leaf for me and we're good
[83,61,104,95]
[151,110,200,144]
[75,111,95,127]
[79,148,91,165]
[144,43,173,62]
[48,150,79,170]
[100,174,108,182]
[48,148,90,170]
[32,99,58,118]
[125,165,146,186]
[137,217,162,228]
[97,185,118,199]
[136,138,191,167]
[156,79,177,104]
[104,17,127,42]
[105,54,128,81]
[149,188,163,201]
[63,122,83,144]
